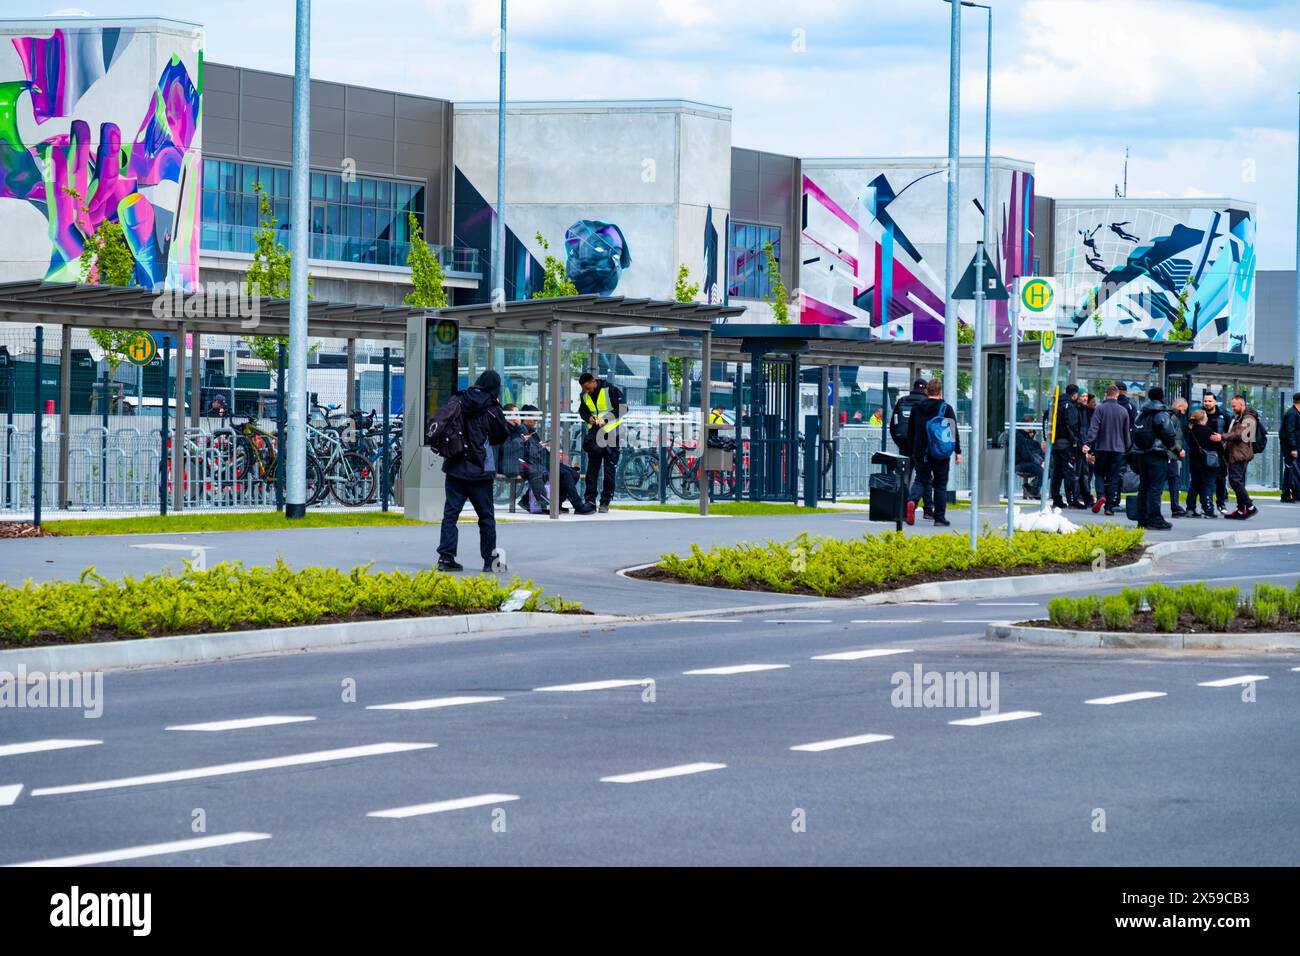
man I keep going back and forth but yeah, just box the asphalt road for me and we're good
[2,540,1298,866]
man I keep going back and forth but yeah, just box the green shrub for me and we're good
[1119,587,1145,610]
[1048,597,1075,627]
[1100,594,1133,630]
[1207,598,1236,630]
[655,525,1146,598]
[0,561,575,646]
[1253,599,1281,627]
[1144,583,1176,610]
[1153,602,1179,632]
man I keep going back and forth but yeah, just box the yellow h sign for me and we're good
[125,333,158,367]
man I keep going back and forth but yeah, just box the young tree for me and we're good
[75,189,137,372]
[763,241,790,324]
[242,182,314,372]
[531,232,578,299]
[404,212,447,308]
[665,265,700,398]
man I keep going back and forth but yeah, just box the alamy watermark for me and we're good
[0,666,103,718]
[151,280,261,330]
[891,664,999,716]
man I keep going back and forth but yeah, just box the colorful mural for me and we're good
[798,163,1034,342]
[0,24,202,290]
[1054,203,1255,354]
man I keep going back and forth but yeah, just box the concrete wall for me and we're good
[453,100,732,302]
[1052,197,1256,354]
[729,146,800,311]
[1255,269,1296,371]
[0,16,203,287]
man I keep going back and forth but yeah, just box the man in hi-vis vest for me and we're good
[578,371,625,512]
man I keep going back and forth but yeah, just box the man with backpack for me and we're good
[891,378,932,515]
[1281,392,1300,503]
[905,378,961,527]
[1222,394,1262,520]
[1129,385,1179,530]
[1046,384,1084,509]
[428,369,509,572]
[1082,384,1130,516]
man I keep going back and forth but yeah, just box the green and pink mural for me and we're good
[0,22,202,290]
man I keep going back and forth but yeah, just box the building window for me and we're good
[728,222,780,300]
[200,158,426,268]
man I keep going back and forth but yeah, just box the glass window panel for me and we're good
[202,160,217,190]
[411,186,425,217]
[273,198,289,224]
[274,167,289,197]
[239,163,257,192]
[327,203,342,235]
[362,178,376,204]
[327,173,341,201]
[241,195,259,228]
[259,165,275,190]
[310,172,324,200]
[361,207,377,241]
[345,175,361,202]
[201,190,219,222]
[377,179,391,205]
[346,206,361,237]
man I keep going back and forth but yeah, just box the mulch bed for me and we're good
[0,522,57,539]
[0,605,590,650]
[1017,610,1300,634]
[627,547,1143,599]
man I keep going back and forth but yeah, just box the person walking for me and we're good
[1046,384,1083,509]
[1082,384,1130,516]
[1222,394,1260,520]
[1165,397,1189,517]
[890,377,932,516]
[1185,409,1219,519]
[1116,382,1138,426]
[1200,391,1231,514]
[1130,385,1178,530]
[905,378,961,527]
[437,370,509,572]
[1281,392,1300,503]
[577,371,624,513]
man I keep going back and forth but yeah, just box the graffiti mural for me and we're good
[564,219,630,296]
[798,163,1034,342]
[0,23,202,290]
[1054,203,1255,354]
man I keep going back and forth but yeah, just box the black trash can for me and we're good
[869,451,910,527]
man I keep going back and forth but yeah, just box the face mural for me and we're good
[1055,204,1255,354]
[564,219,631,296]
[799,164,1034,342]
[0,24,203,290]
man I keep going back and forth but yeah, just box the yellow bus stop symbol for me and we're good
[125,333,158,367]
[1041,329,1056,353]
[1021,278,1053,313]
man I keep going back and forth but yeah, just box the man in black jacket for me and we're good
[1281,391,1300,503]
[1200,391,1231,513]
[1082,385,1130,516]
[1131,386,1179,530]
[905,379,961,527]
[1074,390,1095,508]
[890,378,932,514]
[1046,384,1083,509]
[577,372,624,512]
[438,370,510,572]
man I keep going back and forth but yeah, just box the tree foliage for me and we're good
[665,264,700,397]
[242,183,314,372]
[404,212,448,309]
[75,188,138,372]
[763,241,790,324]
[531,232,578,299]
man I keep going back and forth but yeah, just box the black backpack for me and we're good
[425,396,468,459]
[1252,419,1268,455]
[1131,409,1158,451]
[890,393,921,452]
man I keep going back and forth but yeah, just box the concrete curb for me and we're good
[0,611,622,674]
[985,622,1300,652]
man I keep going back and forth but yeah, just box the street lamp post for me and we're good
[494,1,507,305]
[942,0,961,414]
[285,0,311,519]
[1293,89,1299,393]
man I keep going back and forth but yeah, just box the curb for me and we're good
[0,611,622,675]
[985,622,1300,652]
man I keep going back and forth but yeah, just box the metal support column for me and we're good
[58,323,71,509]
[699,329,711,516]
[548,320,562,520]
[345,338,357,410]
[33,325,44,526]
[191,331,202,428]
[173,323,185,512]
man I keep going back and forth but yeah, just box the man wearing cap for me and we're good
[890,378,933,516]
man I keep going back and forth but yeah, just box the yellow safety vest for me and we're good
[709,409,727,425]
[583,387,622,433]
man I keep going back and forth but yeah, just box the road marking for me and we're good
[1197,675,1269,688]
[601,762,727,784]
[166,716,317,732]
[367,696,505,711]
[6,832,271,868]
[812,648,914,661]
[0,739,101,759]
[683,664,790,676]
[533,679,651,693]
[791,733,893,752]
[0,784,22,807]
[368,793,520,818]
[849,619,924,624]
[949,711,1041,726]
[763,619,833,624]
[977,603,1041,607]
[30,743,436,797]
[1086,691,1168,705]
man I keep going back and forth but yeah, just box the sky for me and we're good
[13,0,1300,267]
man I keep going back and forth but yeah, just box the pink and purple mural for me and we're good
[0,23,202,290]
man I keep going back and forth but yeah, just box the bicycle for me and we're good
[232,416,324,503]
[306,422,375,506]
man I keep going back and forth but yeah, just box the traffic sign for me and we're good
[1038,328,1059,368]
[952,249,1009,301]
[125,332,158,367]
[1013,276,1059,332]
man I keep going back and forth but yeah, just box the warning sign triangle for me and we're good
[952,249,1009,301]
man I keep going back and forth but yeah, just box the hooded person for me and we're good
[437,369,509,572]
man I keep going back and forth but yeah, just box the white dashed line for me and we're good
[166,716,316,732]
[763,619,833,624]
[1086,691,1168,705]
[367,696,505,711]
[791,733,893,752]
[30,743,436,797]
[533,679,652,693]
[688,618,742,623]
[368,793,520,818]
[0,784,22,807]
[0,739,101,758]
[601,762,726,784]
[1197,675,1269,688]
[683,664,790,676]
[6,832,271,868]
[849,619,924,624]
[949,711,1041,726]
[812,648,914,661]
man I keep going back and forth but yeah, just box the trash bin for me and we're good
[869,451,910,525]
[704,423,735,472]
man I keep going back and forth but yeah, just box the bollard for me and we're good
[276,342,286,511]
[160,338,170,517]
[803,414,820,509]
[33,326,43,526]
